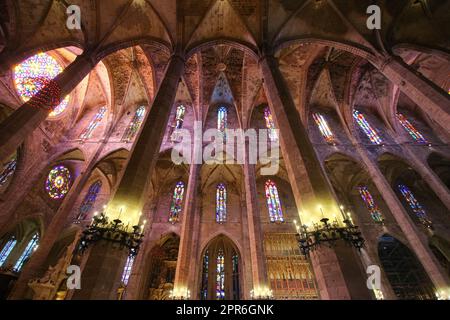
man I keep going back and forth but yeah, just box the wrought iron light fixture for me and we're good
[78,212,145,256]
[295,215,365,256]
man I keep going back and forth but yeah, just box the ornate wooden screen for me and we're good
[263,233,319,299]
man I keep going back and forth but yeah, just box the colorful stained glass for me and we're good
[122,106,146,142]
[77,180,102,221]
[312,112,335,144]
[79,106,107,141]
[264,106,278,141]
[216,183,227,223]
[357,186,384,223]
[169,181,185,224]
[201,251,209,300]
[216,249,225,300]
[13,233,39,272]
[14,52,69,117]
[121,255,135,286]
[45,165,72,200]
[398,184,432,227]
[0,237,17,267]
[353,110,383,145]
[265,180,284,223]
[0,158,17,187]
[396,113,427,144]
[217,106,228,140]
[175,105,186,130]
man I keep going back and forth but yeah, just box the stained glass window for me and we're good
[217,106,228,139]
[312,112,335,144]
[353,110,383,145]
[13,233,39,272]
[121,255,135,286]
[0,237,17,267]
[13,52,69,117]
[45,165,72,200]
[216,183,227,223]
[264,106,278,142]
[232,254,240,300]
[0,158,17,187]
[265,180,284,223]
[396,113,427,144]
[77,180,102,221]
[79,106,107,141]
[398,184,432,227]
[122,106,146,142]
[201,251,209,300]
[175,105,186,130]
[357,186,384,223]
[169,181,185,224]
[216,249,225,300]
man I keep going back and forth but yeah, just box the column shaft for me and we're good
[260,54,351,299]
[243,141,268,290]
[105,54,185,226]
[376,57,450,132]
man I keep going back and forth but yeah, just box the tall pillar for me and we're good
[375,57,450,132]
[403,148,450,211]
[355,145,450,290]
[104,53,185,226]
[260,54,351,299]
[243,140,268,292]
[0,53,97,161]
[72,53,185,299]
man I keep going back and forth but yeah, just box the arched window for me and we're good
[353,110,383,145]
[77,180,102,221]
[216,248,225,300]
[217,106,228,138]
[13,233,39,272]
[216,183,227,223]
[120,255,135,286]
[79,106,107,141]
[0,236,17,267]
[45,165,72,200]
[265,180,284,223]
[175,105,186,129]
[0,157,17,187]
[398,184,432,228]
[13,52,69,117]
[122,106,146,142]
[169,181,185,224]
[357,186,384,223]
[396,113,428,144]
[312,112,335,144]
[263,106,278,141]
[200,251,209,300]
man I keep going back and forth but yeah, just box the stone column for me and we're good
[403,148,450,211]
[375,57,450,132]
[259,54,351,299]
[0,54,97,161]
[243,140,268,292]
[355,146,450,290]
[71,53,185,299]
[104,53,185,226]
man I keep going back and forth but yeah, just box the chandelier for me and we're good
[78,212,145,256]
[295,215,365,256]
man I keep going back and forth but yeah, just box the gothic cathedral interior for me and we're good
[0,0,449,301]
